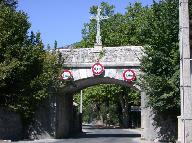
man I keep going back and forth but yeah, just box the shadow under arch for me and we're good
[59,77,141,95]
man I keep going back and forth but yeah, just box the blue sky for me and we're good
[18,0,154,48]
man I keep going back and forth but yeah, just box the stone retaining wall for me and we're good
[27,96,82,139]
[0,108,23,140]
[27,96,56,140]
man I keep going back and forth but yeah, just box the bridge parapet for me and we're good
[59,46,143,67]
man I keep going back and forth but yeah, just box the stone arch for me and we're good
[60,77,141,95]
[56,76,142,138]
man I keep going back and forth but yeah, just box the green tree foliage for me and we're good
[75,2,115,48]
[141,0,180,113]
[74,84,140,127]
[102,2,151,46]
[0,0,18,8]
[189,0,192,17]
[75,2,150,48]
[0,1,62,121]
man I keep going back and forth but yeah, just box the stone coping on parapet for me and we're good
[58,46,143,52]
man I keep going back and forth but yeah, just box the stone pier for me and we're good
[56,93,73,138]
[141,91,158,141]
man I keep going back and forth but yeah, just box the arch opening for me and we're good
[74,84,141,129]
[56,77,142,139]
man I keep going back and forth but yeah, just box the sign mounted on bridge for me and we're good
[123,69,136,82]
[60,70,72,80]
[92,63,104,75]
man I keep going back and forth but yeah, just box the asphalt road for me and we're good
[14,126,142,143]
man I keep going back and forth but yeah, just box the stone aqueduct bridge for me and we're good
[55,46,157,140]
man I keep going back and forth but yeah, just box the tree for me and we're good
[189,1,192,17]
[141,0,180,114]
[0,0,18,8]
[74,84,140,128]
[139,1,180,140]
[0,1,31,107]
[0,1,62,122]
[75,2,151,48]
[75,2,115,48]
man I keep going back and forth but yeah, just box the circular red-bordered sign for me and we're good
[123,69,136,82]
[60,70,73,80]
[92,63,104,75]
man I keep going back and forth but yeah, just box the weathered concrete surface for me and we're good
[56,93,73,138]
[0,108,23,140]
[59,46,142,97]
[141,91,158,141]
[59,46,142,83]
[141,91,177,142]
[179,0,192,142]
[59,46,143,68]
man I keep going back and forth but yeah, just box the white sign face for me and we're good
[125,71,134,79]
[92,63,104,75]
[123,69,135,81]
[61,70,72,80]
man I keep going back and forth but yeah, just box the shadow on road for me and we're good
[72,133,141,139]
[69,125,141,139]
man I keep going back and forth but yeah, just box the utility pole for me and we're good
[80,90,83,114]
[179,0,192,142]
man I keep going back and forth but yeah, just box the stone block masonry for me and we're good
[0,108,23,140]
[59,46,143,68]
